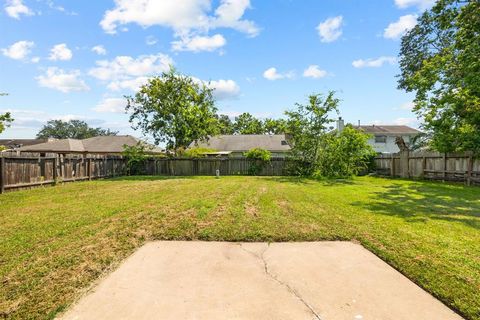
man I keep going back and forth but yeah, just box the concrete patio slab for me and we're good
[59,241,462,320]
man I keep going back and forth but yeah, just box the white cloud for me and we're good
[93,97,126,113]
[89,53,173,92]
[352,56,397,68]
[303,65,327,79]
[207,79,240,99]
[48,43,73,61]
[31,56,40,63]
[146,35,158,45]
[4,0,34,19]
[91,45,107,55]
[99,0,258,51]
[1,40,34,60]
[394,0,435,9]
[263,67,293,81]
[384,14,417,39]
[172,34,226,52]
[36,67,90,93]
[317,16,343,43]
[210,0,259,36]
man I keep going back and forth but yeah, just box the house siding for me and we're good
[368,135,413,153]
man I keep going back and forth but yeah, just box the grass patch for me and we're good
[0,176,479,319]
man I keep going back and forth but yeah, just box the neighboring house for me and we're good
[17,135,163,155]
[0,138,56,150]
[336,118,421,153]
[190,134,291,157]
[358,125,421,153]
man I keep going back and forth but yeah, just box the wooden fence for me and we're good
[374,151,480,185]
[0,154,127,193]
[0,155,289,193]
[143,157,289,176]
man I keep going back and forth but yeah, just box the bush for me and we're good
[181,147,216,158]
[122,143,149,175]
[313,125,376,179]
[244,148,271,175]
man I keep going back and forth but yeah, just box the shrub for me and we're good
[244,148,271,175]
[122,143,149,175]
[314,125,376,179]
[181,147,216,158]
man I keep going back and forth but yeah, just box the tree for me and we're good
[216,114,235,134]
[0,93,13,135]
[233,112,264,134]
[315,125,375,178]
[263,118,287,134]
[127,68,219,154]
[398,0,480,153]
[285,92,340,175]
[36,120,118,139]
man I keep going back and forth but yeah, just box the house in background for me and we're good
[17,135,163,155]
[336,118,421,153]
[0,138,56,150]
[191,134,291,157]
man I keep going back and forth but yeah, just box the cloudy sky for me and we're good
[0,0,433,139]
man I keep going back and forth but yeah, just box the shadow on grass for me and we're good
[351,181,480,230]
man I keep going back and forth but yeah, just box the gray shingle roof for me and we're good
[357,125,421,135]
[17,135,163,154]
[191,134,291,152]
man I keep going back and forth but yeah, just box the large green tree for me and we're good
[398,0,480,153]
[233,112,264,134]
[127,68,219,153]
[216,114,235,135]
[263,118,287,134]
[36,120,118,139]
[285,92,340,174]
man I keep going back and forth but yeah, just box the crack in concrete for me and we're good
[238,243,322,320]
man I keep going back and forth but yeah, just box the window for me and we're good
[375,135,387,143]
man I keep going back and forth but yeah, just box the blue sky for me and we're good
[0,0,434,140]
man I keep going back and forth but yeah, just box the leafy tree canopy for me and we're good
[233,112,264,134]
[398,0,480,153]
[216,114,235,135]
[36,120,118,139]
[285,92,340,174]
[127,68,219,153]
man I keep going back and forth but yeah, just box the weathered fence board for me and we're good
[0,154,289,193]
[374,151,480,185]
[143,157,288,176]
[0,154,127,192]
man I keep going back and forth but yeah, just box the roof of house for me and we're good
[191,134,291,152]
[0,138,51,148]
[356,125,421,135]
[17,135,163,154]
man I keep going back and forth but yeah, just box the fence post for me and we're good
[421,156,426,179]
[443,153,447,182]
[467,154,473,186]
[390,154,395,177]
[53,156,57,182]
[0,157,5,194]
[104,156,107,177]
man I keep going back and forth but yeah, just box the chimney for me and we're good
[336,117,345,133]
[358,120,361,127]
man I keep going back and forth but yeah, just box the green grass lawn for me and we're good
[0,176,479,319]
